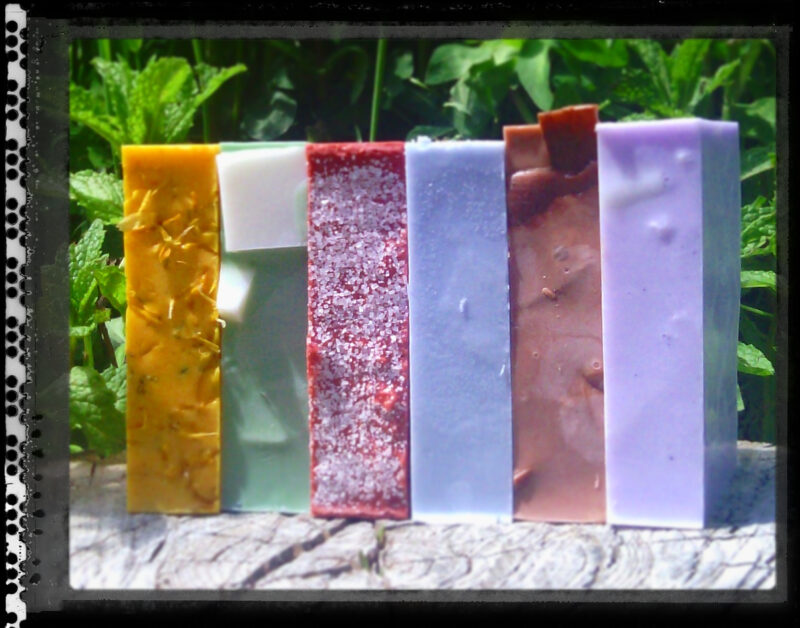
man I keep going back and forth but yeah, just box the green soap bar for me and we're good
[219,141,310,513]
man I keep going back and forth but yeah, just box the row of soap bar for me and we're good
[122,105,741,528]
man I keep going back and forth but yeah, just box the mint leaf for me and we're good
[164,62,248,142]
[737,342,775,376]
[91,58,136,132]
[516,40,554,111]
[741,269,776,292]
[628,40,672,105]
[128,57,193,143]
[69,220,108,326]
[94,264,127,313]
[669,39,711,109]
[741,196,776,258]
[69,83,125,150]
[70,365,126,457]
[69,170,124,224]
[101,364,127,415]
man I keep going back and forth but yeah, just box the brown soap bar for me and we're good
[503,104,605,523]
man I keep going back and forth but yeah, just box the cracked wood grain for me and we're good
[69,441,776,590]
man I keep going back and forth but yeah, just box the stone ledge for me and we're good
[69,441,776,590]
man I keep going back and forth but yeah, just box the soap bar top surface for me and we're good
[306,142,410,519]
[504,105,606,523]
[597,118,740,528]
[406,140,513,523]
[216,145,308,251]
[121,144,221,514]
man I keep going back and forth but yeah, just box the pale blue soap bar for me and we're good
[406,140,513,523]
[597,120,740,528]
[217,142,309,513]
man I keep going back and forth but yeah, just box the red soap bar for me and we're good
[306,142,410,520]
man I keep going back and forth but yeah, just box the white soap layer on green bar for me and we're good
[217,142,310,513]
[216,145,308,251]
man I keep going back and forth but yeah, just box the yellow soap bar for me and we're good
[122,144,222,514]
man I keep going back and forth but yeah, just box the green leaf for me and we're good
[669,39,711,109]
[127,57,193,143]
[425,43,493,85]
[516,40,553,111]
[159,62,247,143]
[70,443,85,455]
[69,170,124,225]
[731,97,776,142]
[737,384,745,412]
[740,146,776,181]
[741,196,776,258]
[393,51,414,80]
[557,39,629,68]
[467,59,515,119]
[741,269,776,291]
[737,342,775,376]
[70,324,96,339]
[241,90,298,141]
[94,264,127,313]
[478,39,523,66]
[101,364,127,415]
[91,58,136,125]
[69,220,108,326]
[192,62,248,109]
[628,40,672,104]
[322,46,368,104]
[447,78,490,138]
[69,83,125,150]
[69,365,126,457]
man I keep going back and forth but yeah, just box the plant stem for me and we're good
[510,87,536,124]
[232,40,244,132]
[83,334,94,370]
[369,39,388,142]
[192,39,211,142]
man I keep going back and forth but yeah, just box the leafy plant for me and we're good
[68,41,246,457]
[69,37,778,452]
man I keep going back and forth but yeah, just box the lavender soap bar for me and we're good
[597,119,740,528]
[406,140,513,523]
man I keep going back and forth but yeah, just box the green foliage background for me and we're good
[68,38,778,458]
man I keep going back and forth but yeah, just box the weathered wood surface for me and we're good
[70,441,776,590]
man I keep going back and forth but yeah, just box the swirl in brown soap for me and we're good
[504,104,605,523]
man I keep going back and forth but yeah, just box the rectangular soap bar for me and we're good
[216,144,308,250]
[504,105,606,523]
[406,139,513,524]
[306,142,410,519]
[216,142,310,513]
[597,119,741,528]
[122,144,221,514]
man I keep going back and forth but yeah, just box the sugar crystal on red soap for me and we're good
[306,142,410,519]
